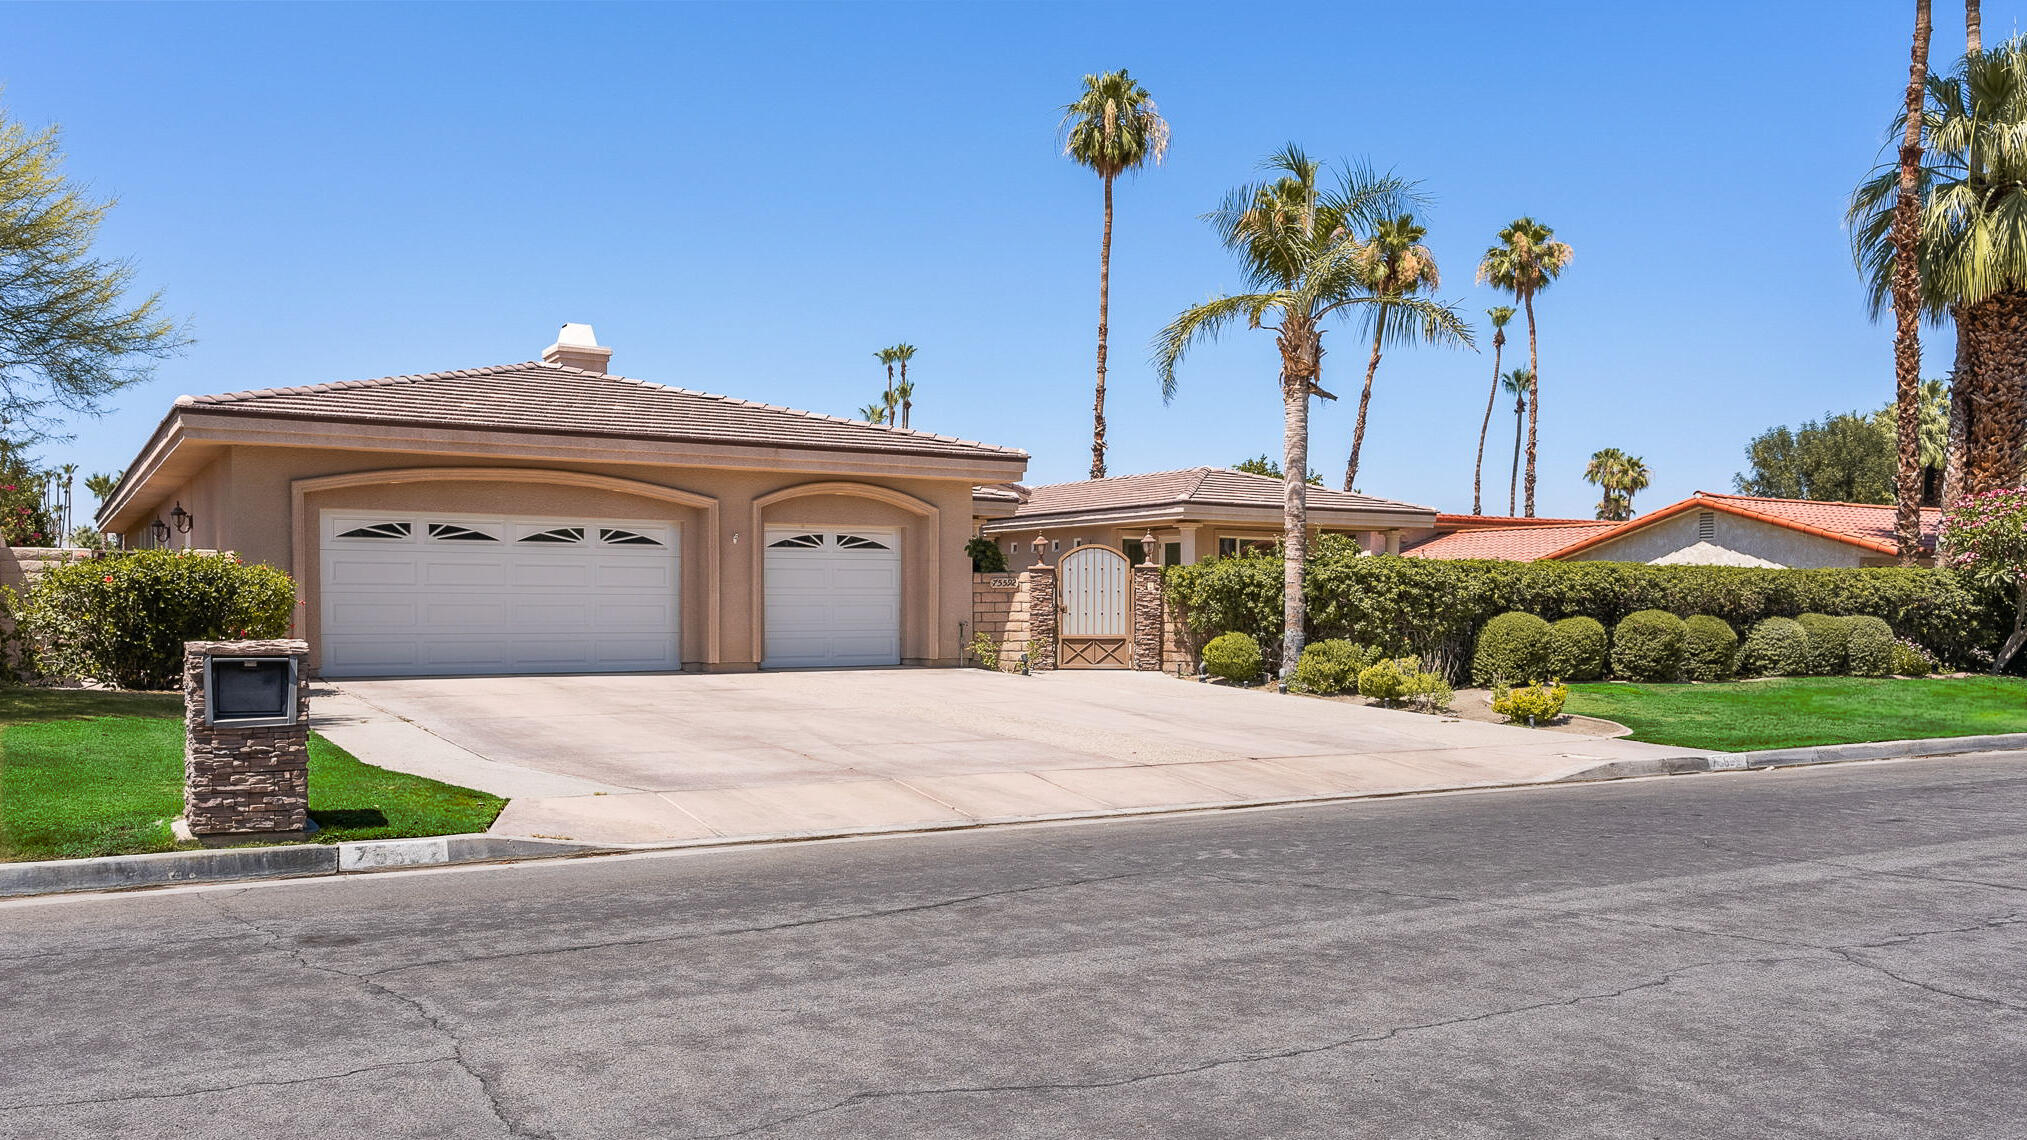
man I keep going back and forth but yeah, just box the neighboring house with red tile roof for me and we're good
[1403,492,1939,568]
[98,324,1028,677]
[974,467,1435,569]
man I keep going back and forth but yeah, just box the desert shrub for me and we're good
[1738,616,1812,677]
[1891,639,1935,676]
[1845,616,1896,677]
[1491,681,1569,724]
[1402,669,1454,713]
[1611,610,1686,682]
[1680,615,1739,682]
[1544,616,1608,682]
[1471,612,1553,686]
[1293,639,1379,695]
[1795,612,1852,675]
[20,550,296,690]
[1357,655,1420,703]
[1201,632,1263,683]
[969,631,1000,670]
[1165,539,2008,682]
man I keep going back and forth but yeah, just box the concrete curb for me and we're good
[0,834,608,899]
[1557,732,2027,783]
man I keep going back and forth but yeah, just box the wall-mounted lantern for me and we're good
[1030,533,1048,562]
[149,518,170,546]
[171,502,194,535]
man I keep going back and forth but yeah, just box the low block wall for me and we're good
[969,572,1032,670]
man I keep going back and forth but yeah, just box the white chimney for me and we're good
[541,322,613,373]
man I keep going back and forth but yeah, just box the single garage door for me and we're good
[320,510,680,677]
[763,528,901,668]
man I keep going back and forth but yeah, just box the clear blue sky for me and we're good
[7,1,1978,521]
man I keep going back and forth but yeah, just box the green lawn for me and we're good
[1564,676,2027,752]
[0,688,506,862]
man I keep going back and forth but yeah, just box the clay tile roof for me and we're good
[181,361,1026,461]
[1431,513,1597,529]
[1003,467,1434,521]
[1542,492,1943,560]
[971,483,1030,504]
[1403,521,1621,561]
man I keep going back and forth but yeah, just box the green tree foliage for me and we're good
[0,442,57,545]
[1939,485,2027,669]
[964,536,1006,573]
[83,470,122,503]
[0,105,185,444]
[1734,412,1898,502]
[1231,455,1322,485]
[19,550,295,689]
[1583,447,1652,520]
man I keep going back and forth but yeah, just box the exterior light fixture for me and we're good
[171,502,193,534]
[1141,530,1158,565]
[1030,533,1048,561]
[150,518,170,546]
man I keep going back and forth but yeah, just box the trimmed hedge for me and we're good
[1472,612,1552,686]
[1795,613,1851,676]
[1612,610,1687,681]
[1164,539,2003,683]
[1846,616,1896,677]
[1202,632,1263,683]
[1739,617,1812,677]
[19,550,296,690]
[1681,615,1739,682]
[1545,617,1608,682]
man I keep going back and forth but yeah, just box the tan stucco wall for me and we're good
[125,445,977,673]
[1567,510,1867,569]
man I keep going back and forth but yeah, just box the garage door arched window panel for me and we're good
[519,526,586,544]
[335,521,413,541]
[427,522,499,542]
[762,526,901,668]
[600,528,663,546]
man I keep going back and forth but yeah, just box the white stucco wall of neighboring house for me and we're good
[1565,509,1868,569]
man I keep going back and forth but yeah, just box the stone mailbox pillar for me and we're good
[182,639,313,842]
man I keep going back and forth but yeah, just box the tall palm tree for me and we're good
[1477,219,1573,517]
[1155,146,1450,677]
[1472,306,1517,515]
[873,347,898,421]
[1061,70,1169,480]
[1886,0,1934,562]
[891,343,916,427]
[1502,368,1531,515]
[858,400,890,423]
[1341,213,1471,490]
[1852,37,2027,503]
[1583,447,1651,521]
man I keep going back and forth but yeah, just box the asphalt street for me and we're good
[5,754,2026,1139]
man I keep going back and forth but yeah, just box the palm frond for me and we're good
[1150,292,1279,403]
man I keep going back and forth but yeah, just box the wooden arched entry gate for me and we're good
[1057,544,1131,668]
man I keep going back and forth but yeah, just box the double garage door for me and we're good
[319,511,902,677]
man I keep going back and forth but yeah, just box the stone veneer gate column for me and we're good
[1024,564,1058,670]
[1131,563,1164,671]
[183,639,312,839]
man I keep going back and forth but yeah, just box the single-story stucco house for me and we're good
[1402,492,1940,568]
[973,467,1437,570]
[96,325,1028,677]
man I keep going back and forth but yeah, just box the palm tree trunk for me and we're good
[1968,0,1981,53]
[1963,289,2027,495]
[1943,308,1970,506]
[1278,329,1318,680]
[1997,581,2027,673]
[901,398,912,430]
[884,362,895,426]
[1892,0,1932,564]
[1523,294,1540,517]
[1090,174,1114,480]
[1343,317,1385,491]
[1472,336,1504,515]
[1509,399,1523,515]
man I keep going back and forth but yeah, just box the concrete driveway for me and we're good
[315,669,1687,846]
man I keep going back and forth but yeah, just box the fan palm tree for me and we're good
[1501,368,1531,515]
[1883,0,1933,562]
[890,343,916,427]
[1472,306,1518,515]
[1477,219,1573,517]
[1341,213,1471,490]
[1852,37,2027,504]
[1583,447,1652,521]
[1155,145,1455,676]
[858,400,890,423]
[873,347,898,422]
[1061,70,1169,480]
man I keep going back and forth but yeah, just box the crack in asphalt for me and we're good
[0,1059,450,1113]
[673,955,1810,1139]
[195,893,547,1139]
[356,870,1153,981]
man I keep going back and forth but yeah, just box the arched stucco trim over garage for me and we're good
[290,466,722,665]
[748,480,941,665]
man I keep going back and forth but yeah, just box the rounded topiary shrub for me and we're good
[1795,612,1852,675]
[1738,616,1812,677]
[1845,616,1896,677]
[1201,632,1264,683]
[1680,615,1739,682]
[1471,612,1553,686]
[20,550,296,690]
[1544,616,1608,682]
[1293,639,1376,694]
[1610,609,1686,682]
